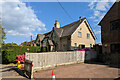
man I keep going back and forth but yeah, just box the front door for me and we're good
[63,44,67,51]
[81,45,85,49]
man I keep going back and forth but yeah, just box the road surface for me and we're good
[34,63,119,78]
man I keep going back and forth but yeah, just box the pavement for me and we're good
[0,62,119,79]
[0,64,26,79]
[34,62,119,78]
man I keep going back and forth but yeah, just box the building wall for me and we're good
[52,30,61,51]
[25,51,97,71]
[118,2,120,19]
[59,36,71,51]
[71,20,95,50]
[99,2,120,64]
[100,2,120,54]
[52,30,71,51]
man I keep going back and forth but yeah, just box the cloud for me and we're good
[88,0,114,22]
[94,30,101,34]
[38,28,42,31]
[1,0,46,37]
[89,16,96,19]
[95,2,110,11]
[88,0,97,9]
[88,0,114,43]
[94,10,100,16]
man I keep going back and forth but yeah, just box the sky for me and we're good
[1,0,115,45]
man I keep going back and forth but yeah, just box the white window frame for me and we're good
[78,32,82,37]
[87,33,90,39]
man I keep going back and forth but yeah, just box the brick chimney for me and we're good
[31,35,33,42]
[54,20,60,28]
[79,16,81,22]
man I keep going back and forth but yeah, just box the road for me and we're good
[34,62,119,79]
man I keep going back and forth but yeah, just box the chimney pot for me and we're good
[79,16,81,21]
[54,20,60,28]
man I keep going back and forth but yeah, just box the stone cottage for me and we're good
[20,17,96,51]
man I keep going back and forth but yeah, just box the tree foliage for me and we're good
[0,25,6,44]
[3,43,18,46]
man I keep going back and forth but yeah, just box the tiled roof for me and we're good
[44,31,51,38]
[54,18,85,37]
[36,31,52,43]
[36,34,45,42]
[48,40,54,46]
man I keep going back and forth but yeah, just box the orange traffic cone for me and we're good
[52,70,55,80]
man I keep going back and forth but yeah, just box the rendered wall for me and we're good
[25,51,97,71]
[71,21,95,49]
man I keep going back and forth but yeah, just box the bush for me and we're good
[2,46,47,64]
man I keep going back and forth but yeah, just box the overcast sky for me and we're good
[1,0,114,44]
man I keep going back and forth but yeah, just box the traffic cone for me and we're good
[52,70,55,80]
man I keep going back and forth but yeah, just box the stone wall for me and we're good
[25,51,97,71]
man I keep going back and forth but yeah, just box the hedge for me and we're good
[2,46,47,63]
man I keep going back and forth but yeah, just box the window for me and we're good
[38,39,40,43]
[75,43,77,47]
[52,35,56,40]
[78,32,82,37]
[90,44,92,48]
[74,43,77,50]
[68,37,70,40]
[87,33,90,39]
[79,45,85,49]
[111,44,120,53]
[110,19,120,31]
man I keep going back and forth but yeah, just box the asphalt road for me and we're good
[34,63,119,79]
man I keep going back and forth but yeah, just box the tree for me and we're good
[0,25,6,47]
[5,43,18,46]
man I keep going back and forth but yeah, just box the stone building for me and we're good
[42,17,96,51]
[98,1,120,64]
[20,17,96,51]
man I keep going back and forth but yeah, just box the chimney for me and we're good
[31,35,33,46]
[79,16,81,22]
[31,35,33,41]
[54,20,60,28]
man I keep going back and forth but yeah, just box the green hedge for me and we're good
[2,46,47,63]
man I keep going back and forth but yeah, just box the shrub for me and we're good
[2,46,47,64]
[16,54,25,63]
